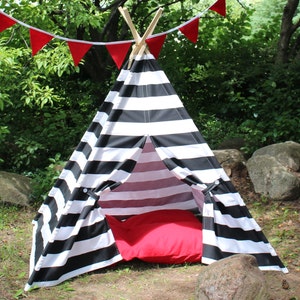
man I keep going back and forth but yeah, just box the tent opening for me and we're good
[98,135,203,220]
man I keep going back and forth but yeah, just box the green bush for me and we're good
[30,153,65,205]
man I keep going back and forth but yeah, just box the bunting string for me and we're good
[0,0,226,68]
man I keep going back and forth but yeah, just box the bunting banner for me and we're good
[146,33,167,59]
[179,17,200,43]
[30,28,54,56]
[209,0,226,17]
[0,0,226,68]
[0,11,16,32]
[67,41,93,66]
[106,41,132,69]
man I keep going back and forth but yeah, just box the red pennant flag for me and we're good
[106,42,132,69]
[146,34,167,59]
[179,17,199,43]
[67,41,92,66]
[209,0,226,17]
[30,28,54,56]
[0,12,17,33]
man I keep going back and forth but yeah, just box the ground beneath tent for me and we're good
[63,173,300,300]
[1,174,300,300]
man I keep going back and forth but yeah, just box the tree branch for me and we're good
[276,0,300,63]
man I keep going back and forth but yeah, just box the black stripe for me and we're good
[149,107,189,122]
[213,200,253,219]
[84,122,103,140]
[163,156,221,172]
[76,141,92,158]
[33,198,60,264]
[33,216,46,264]
[27,243,120,284]
[151,132,207,147]
[95,180,121,192]
[204,218,268,243]
[202,244,286,269]
[108,109,145,123]
[120,83,176,98]
[83,159,136,175]
[51,218,111,253]
[110,79,124,92]
[98,101,114,114]
[95,135,145,148]
[131,58,162,73]
[53,179,71,200]
[211,180,238,195]
[64,161,82,181]
[107,107,190,123]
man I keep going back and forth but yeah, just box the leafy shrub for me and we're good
[30,153,65,205]
[194,113,240,149]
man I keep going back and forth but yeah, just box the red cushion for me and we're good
[106,209,202,264]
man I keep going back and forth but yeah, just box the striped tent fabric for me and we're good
[25,53,287,291]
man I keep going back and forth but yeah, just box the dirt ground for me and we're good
[62,173,300,300]
[1,174,300,300]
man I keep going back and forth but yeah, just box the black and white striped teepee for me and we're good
[25,53,287,291]
[25,7,287,291]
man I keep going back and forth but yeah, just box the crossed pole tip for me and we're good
[118,6,163,68]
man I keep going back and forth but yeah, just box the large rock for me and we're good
[213,149,246,177]
[0,171,31,206]
[195,254,269,300]
[247,141,300,201]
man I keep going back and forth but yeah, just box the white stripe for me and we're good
[172,165,228,185]
[103,91,119,103]
[203,229,275,254]
[203,202,214,218]
[29,220,38,276]
[91,110,109,126]
[24,254,123,291]
[113,95,184,111]
[102,200,197,216]
[126,169,174,182]
[100,184,192,201]
[136,151,162,163]
[39,230,116,268]
[116,68,129,82]
[80,131,98,145]
[213,193,246,207]
[213,210,261,232]
[124,71,170,85]
[91,146,142,162]
[202,257,287,272]
[201,256,216,265]
[191,168,228,183]
[38,204,53,249]
[102,119,198,136]
[78,170,131,189]
[69,151,87,171]
[50,188,66,220]
[48,187,65,205]
[134,53,155,61]
[60,201,105,219]
[259,266,288,273]
[56,169,77,190]
[156,144,214,160]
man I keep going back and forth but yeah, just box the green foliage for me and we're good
[0,0,299,202]
[194,113,239,149]
[30,153,65,204]
[160,3,299,153]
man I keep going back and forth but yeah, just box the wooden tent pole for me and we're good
[118,6,163,68]
[118,7,141,43]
